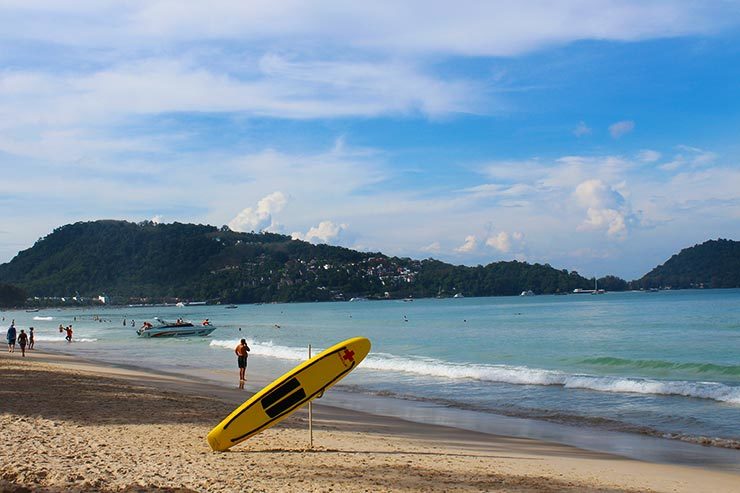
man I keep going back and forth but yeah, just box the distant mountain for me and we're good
[0,220,598,304]
[635,239,740,289]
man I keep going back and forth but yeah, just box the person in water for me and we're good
[65,325,73,342]
[28,327,34,350]
[17,329,28,357]
[6,321,16,353]
[235,339,250,381]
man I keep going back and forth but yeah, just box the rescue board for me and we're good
[207,336,371,451]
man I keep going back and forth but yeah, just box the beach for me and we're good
[1,350,738,492]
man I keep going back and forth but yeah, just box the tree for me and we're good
[0,283,27,307]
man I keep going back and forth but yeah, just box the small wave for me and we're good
[341,385,740,450]
[578,356,740,376]
[33,336,98,343]
[208,339,740,404]
[210,339,308,360]
[32,316,54,321]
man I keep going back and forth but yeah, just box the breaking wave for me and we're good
[209,339,740,405]
[33,336,98,343]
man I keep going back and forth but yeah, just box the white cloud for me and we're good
[573,121,592,137]
[1,1,731,56]
[228,191,287,232]
[485,231,523,253]
[661,145,718,171]
[455,235,477,253]
[608,120,635,139]
[574,179,630,237]
[292,220,348,244]
[637,149,661,163]
[420,241,441,253]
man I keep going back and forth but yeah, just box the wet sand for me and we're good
[1,350,738,492]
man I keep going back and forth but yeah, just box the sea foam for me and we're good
[33,336,98,343]
[209,339,740,404]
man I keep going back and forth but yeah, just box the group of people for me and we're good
[6,320,34,357]
[58,324,74,342]
[8,315,253,386]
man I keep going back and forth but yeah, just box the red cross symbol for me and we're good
[341,349,355,363]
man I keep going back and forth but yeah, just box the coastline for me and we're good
[2,350,738,492]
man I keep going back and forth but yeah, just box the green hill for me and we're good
[635,238,740,289]
[0,220,598,304]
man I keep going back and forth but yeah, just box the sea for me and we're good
[4,289,739,470]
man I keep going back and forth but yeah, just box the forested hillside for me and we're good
[0,220,599,304]
[635,239,740,289]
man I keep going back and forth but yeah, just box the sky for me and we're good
[1,1,740,280]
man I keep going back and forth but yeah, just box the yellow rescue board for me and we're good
[207,336,371,451]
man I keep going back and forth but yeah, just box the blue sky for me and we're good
[1,1,740,279]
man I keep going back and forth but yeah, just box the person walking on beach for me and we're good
[17,329,28,357]
[235,339,250,381]
[65,325,73,342]
[28,327,35,350]
[6,321,16,353]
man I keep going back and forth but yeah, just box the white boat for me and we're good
[136,317,216,338]
[520,290,535,296]
[453,293,464,298]
[349,297,368,302]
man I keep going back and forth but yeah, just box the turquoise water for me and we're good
[4,289,740,453]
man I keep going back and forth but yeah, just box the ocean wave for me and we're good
[578,356,740,376]
[208,339,740,404]
[341,385,740,450]
[32,316,54,321]
[210,339,308,360]
[33,336,98,343]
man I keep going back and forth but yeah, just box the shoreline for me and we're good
[31,343,740,468]
[2,350,739,492]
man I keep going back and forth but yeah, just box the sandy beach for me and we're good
[1,350,738,492]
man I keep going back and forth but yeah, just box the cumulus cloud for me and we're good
[228,191,287,232]
[485,231,523,253]
[573,121,592,137]
[574,179,631,237]
[291,220,348,244]
[455,235,477,253]
[609,120,635,138]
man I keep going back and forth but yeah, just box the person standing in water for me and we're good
[234,339,250,382]
[28,327,35,350]
[6,321,16,353]
[17,329,28,357]
[65,325,73,342]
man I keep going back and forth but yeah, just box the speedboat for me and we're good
[136,317,216,338]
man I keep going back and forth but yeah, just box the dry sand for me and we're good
[1,351,738,492]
